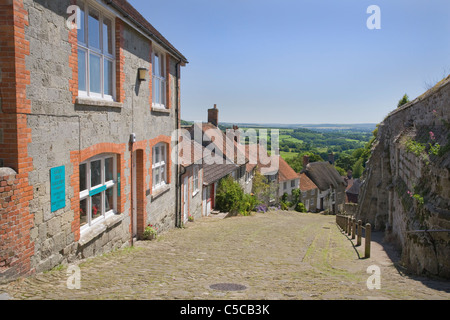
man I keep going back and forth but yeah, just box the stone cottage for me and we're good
[301,157,347,214]
[0,0,188,282]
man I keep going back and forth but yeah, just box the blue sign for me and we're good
[89,185,106,197]
[50,166,66,212]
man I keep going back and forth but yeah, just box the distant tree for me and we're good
[335,154,356,171]
[352,158,364,179]
[335,165,346,176]
[397,94,410,108]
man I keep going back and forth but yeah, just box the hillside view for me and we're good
[181,121,378,178]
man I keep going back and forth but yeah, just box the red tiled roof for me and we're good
[299,173,318,191]
[108,0,188,63]
[278,156,300,182]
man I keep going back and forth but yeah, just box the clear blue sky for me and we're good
[129,0,450,124]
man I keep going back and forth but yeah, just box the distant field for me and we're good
[280,151,299,160]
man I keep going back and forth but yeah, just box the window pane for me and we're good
[159,55,165,77]
[103,17,113,55]
[160,79,165,106]
[88,8,100,49]
[79,163,87,191]
[77,5,85,44]
[161,164,165,183]
[161,145,165,161]
[89,53,101,94]
[80,198,88,227]
[154,167,160,186]
[155,146,160,164]
[153,77,160,105]
[105,187,114,212]
[153,54,160,76]
[91,160,102,187]
[105,157,114,182]
[91,193,102,221]
[104,59,113,96]
[78,49,86,92]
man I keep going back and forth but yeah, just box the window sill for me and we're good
[192,190,199,197]
[151,184,170,200]
[151,106,170,114]
[78,213,124,247]
[76,96,123,109]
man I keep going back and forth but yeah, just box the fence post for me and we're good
[351,218,356,240]
[347,216,351,235]
[357,220,362,246]
[365,223,371,258]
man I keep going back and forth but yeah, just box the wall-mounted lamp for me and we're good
[138,68,148,82]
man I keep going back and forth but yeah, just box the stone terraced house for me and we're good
[0,0,188,282]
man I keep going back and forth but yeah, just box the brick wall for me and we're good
[0,0,34,283]
[0,172,34,282]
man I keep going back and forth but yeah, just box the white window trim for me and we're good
[192,166,199,196]
[79,154,117,234]
[152,49,167,109]
[77,1,116,102]
[152,143,167,191]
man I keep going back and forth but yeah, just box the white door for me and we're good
[183,176,189,223]
[132,151,137,237]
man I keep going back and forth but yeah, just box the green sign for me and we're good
[50,166,66,212]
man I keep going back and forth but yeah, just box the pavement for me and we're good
[1,210,450,300]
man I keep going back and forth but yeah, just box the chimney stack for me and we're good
[208,104,219,127]
[232,125,240,143]
[328,152,335,165]
[303,155,309,169]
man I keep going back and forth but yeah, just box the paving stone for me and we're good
[1,211,450,300]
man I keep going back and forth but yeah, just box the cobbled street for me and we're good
[1,211,450,300]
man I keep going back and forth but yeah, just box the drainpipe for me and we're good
[175,59,182,228]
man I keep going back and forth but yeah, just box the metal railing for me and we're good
[336,214,371,258]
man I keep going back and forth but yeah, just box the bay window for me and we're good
[79,154,117,231]
[152,143,167,190]
[77,1,115,101]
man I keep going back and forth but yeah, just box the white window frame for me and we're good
[152,143,167,191]
[291,180,295,188]
[77,1,116,101]
[152,49,167,109]
[192,166,199,196]
[79,154,117,233]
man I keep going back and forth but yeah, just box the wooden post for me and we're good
[365,223,371,258]
[357,220,362,246]
[351,218,356,240]
[347,217,352,234]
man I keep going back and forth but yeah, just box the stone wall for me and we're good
[357,76,450,278]
[1,0,183,282]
